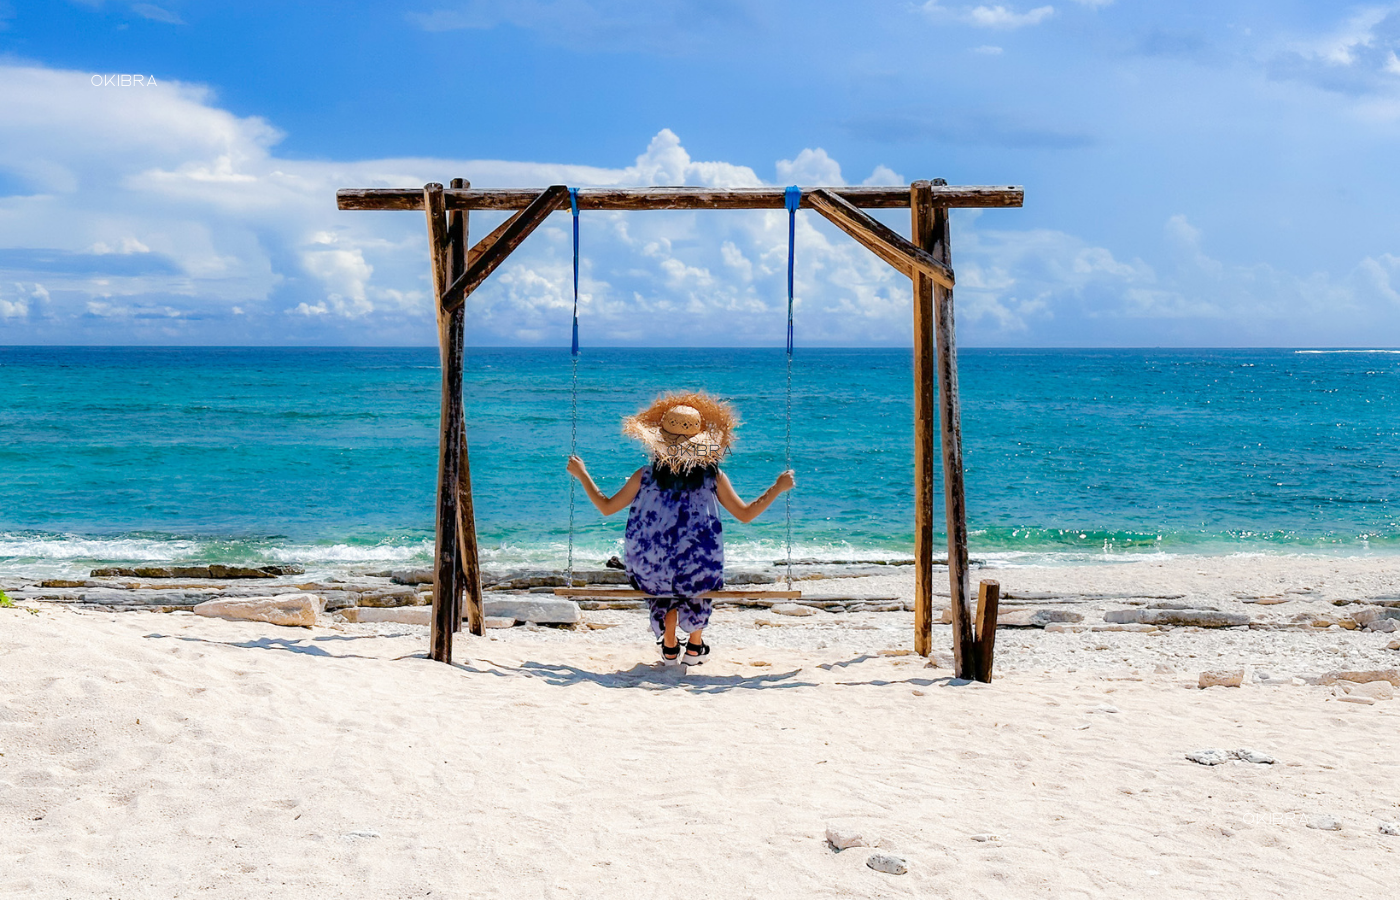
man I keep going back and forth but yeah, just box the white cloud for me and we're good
[862,165,905,185]
[2,61,1397,348]
[971,45,1004,55]
[131,3,184,25]
[951,214,1400,345]
[775,148,843,186]
[924,2,1055,30]
[1266,7,1400,102]
[89,237,151,255]
[1069,0,1112,7]
[966,5,1054,29]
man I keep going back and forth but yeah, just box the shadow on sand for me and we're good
[143,632,384,660]
[448,657,817,693]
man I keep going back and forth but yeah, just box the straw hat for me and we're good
[622,390,738,472]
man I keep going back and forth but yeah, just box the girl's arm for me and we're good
[715,469,795,524]
[566,457,644,516]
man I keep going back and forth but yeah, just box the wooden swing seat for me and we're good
[554,587,802,600]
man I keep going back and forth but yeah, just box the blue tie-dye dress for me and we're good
[624,464,725,638]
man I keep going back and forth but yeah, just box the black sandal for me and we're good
[682,639,710,666]
[660,639,681,665]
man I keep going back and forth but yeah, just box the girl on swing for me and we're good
[566,391,795,667]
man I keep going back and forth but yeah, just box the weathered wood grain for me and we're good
[447,177,485,638]
[423,183,456,664]
[974,579,1000,683]
[920,181,977,681]
[807,189,954,289]
[910,182,938,661]
[337,185,1025,212]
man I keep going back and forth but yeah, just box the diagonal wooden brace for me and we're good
[440,184,570,312]
[807,189,955,290]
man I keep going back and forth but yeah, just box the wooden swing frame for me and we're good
[336,180,1023,682]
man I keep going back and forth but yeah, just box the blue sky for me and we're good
[0,1,1398,346]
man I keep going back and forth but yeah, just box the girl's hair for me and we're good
[651,459,717,491]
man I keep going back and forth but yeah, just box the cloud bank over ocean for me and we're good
[0,36,1398,347]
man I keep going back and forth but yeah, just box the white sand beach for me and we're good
[3,553,1400,898]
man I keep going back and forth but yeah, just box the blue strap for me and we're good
[569,188,580,357]
[784,186,800,356]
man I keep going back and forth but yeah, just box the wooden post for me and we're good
[424,183,459,663]
[445,179,465,634]
[449,181,485,637]
[914,180,977,679]
[974,579,1000,683]
[910,184,937,659]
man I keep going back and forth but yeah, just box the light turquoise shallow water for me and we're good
[1,346,1398,577]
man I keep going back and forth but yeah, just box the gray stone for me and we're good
[969,833,1000,842]
[726,572,777,585]
[390,568,433,585]
[997,608,1084,628]
[481,597,581,625]
[772,603,819,617]
[346,607,429,626]
[1307,816,1342,831]
[89,565,301,579]
[1107,609,1251,628]
[193,593,322,628]
[484,616,516,629]
[866,854,908,875]
[1380,822,1400,836]
[1352,607,1400,630]
[318,590,361,611]
[825,825,870,851]
[1186,748,1231,766]
[1319,668,1400,687]
[1199,669,1245,688]
[1388,639,1400,651]
[72,588,221,606]
[1233,748,1275,764]
[357,588,425,608]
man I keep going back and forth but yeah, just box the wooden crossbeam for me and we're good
[440,184,570,312]
[467,205,529,269]
[554,588,802,600]
[338,185,1023,212]
[807,189,955,290]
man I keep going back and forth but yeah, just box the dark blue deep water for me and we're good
[2,346,1398,576]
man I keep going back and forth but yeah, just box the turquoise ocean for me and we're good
[1,346,1398,578]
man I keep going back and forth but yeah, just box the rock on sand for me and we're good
[193,593,322,628]
[825,825,871,850]
[1199,669,1245,688]
[866,853,908,875]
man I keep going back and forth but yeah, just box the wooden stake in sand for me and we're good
[975,579,1001,684]
[342,180,1023,670]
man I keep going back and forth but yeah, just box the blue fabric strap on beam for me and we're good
[569,188,580,357]
[784,186,800,356]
